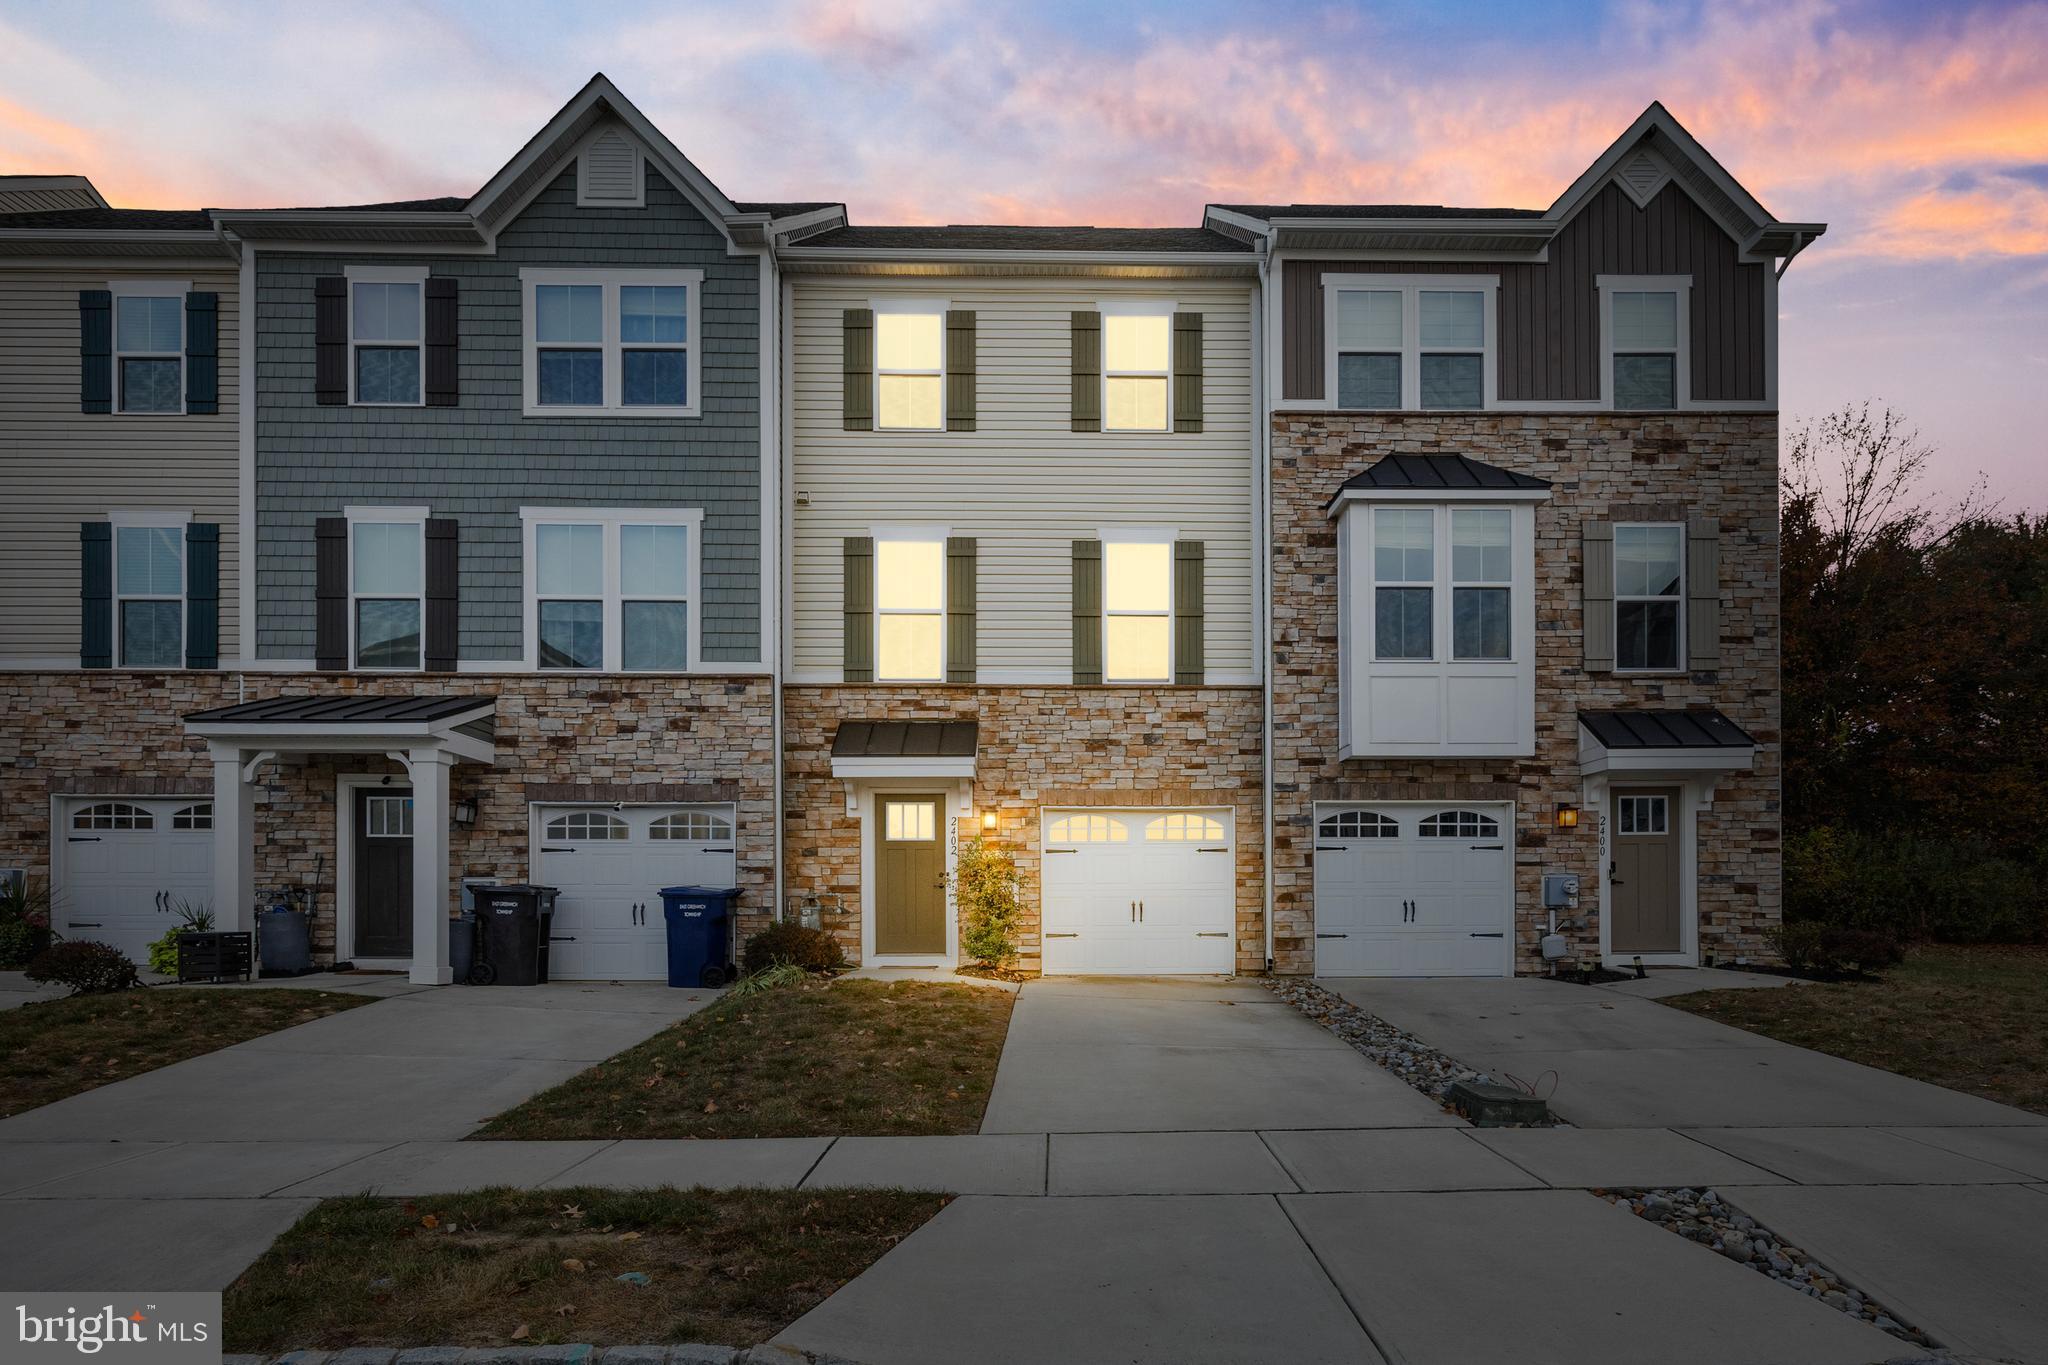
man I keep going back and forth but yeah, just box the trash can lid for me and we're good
[661,885,740,896]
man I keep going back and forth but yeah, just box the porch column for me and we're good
[208,743,256,935]
[407,747,456,985]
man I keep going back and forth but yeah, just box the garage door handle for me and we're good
[1471,844,1504,850]
[1316,933,1348,939]
[551,935,576,942]
[68,836,101,843]
[1046,932,1078,938]
[1196,846,1228,853]
[706,847,734,853]
[67,921,103,928]
[1044,848,1078,854]
[542,847,576,853]
[1196,932,1228,938]
[1315,845,1345,852]
[1469,932,1505,938]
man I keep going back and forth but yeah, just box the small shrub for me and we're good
[0,920,50,970]
[952,837,1021,970]
[145,900,216,975]
[724,961,809,1000]
[741,922,845,976]
[25,941,141,995]
[0,873,54,931]
[1765,922,1902,978]
[1769,921,1826,974]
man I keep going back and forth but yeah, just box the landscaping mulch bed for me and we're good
[1667,944,2048,1116]
[0,987,372,1118]
[474,977,1016,1140]
[224,1186,946,1353]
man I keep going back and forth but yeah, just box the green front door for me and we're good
[876,795,946,955]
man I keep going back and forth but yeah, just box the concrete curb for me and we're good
[223,1345,870,1365]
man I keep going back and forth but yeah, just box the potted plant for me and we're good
[146,900,216,977]
[0,874,56,969]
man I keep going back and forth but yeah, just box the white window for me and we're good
[1599,276,1691,411]
[874,533,945,682]
[1325,275,1498,411]
[364,794,414,837]
[1101,534,1173,683]
[874,303,944,431]
[1318,810,1398,839]
[347,266,425,406]
[883,801,936,841]
[73,802,152,831]
[522,508,701,672]
[347,508,427,671]
[1418,809,1500,839]
[1101,303,1173,432]
[651,811,733,841]
[1046,813,1126,844]
[545,811,627,841]
[519,269,702,417]
[1615,524,1684,671]
[1450,508,1512,661]
[1373,507,1434,660]
[1144,813,1225,842]
[110,511,186,668]
[111,282,184,415]
[1618,795,1669,835]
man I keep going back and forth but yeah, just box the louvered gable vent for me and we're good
[1614,146,1670,209]
[578,126,644,207]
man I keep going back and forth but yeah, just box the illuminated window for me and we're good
[875,307,944,430]
[1046,813,1127,844]
[875,536,945,682]
[883,801,936,841]
[1102,307,1172,431]
[1103,539,1172,682]
[1144,813,1225,841]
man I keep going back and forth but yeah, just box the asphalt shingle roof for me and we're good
[1580,709,1757,750]
[0,206,213,231]
[797,225,1249,253]
[1216,203,1546,221]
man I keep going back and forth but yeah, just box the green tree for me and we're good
[952,837,1021,969]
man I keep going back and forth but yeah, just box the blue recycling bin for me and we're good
[660,885,737,988]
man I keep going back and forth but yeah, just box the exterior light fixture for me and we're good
[981,810,998,831]
[1555,803,1580,830]
[452,798,478,828]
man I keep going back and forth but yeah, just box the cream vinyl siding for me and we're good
[792,277,1255,679]
[0,268,241,663]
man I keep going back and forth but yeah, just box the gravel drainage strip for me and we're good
[1600,1187,1937,1350]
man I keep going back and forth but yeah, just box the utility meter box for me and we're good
[1542,873,1581,908]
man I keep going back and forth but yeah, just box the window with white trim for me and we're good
[1318,810,1398,839]
[651,811,732,841]
[348,511,426,671]
[1101,304,1172,432]
[874,534,944,682]
[1046,813,1126,843]
[112,514,186,668]
[348,267,424,406]
[1418,809,1500,839]
[1335,290,1401,409]
[1373,507,1433,660]
[1328,276,1495,410]
[883,801,936,841]
[874,304,944,431]
[1599,276,1691,411]
[1144,813,1225,842]
[1615,524,1683,671]
[73,802,152,831]
[1450,508,1512,661]
[546,811,626,840]
[364,794,414,837]
[1617,794,1669,835]
[520,269,701,417]
[112,284,183,414]
[1102,535,1173,682]
[523,508,699,672]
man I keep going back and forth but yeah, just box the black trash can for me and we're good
[449,911,477,984]
[477,885,556,986]
[659,886,737,988]
[535,887,560,984]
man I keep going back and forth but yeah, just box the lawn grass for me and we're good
[1669,945,2048,1116]
[224,1185,946,1352]
[475,977,1015,1140]
[0,987,373,1118]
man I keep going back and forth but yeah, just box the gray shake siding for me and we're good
[255,164,762,663]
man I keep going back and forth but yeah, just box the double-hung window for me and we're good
[1450,508,1512,660]
[1373,508,1434,659]
[1600,276,1689,410]
[112,285,183,414]
[1101,534,1173,682]
[874,534,945,681]
[347,267,424,405]
[524,508,700,672]
[110,512,185,667]
[1371,506,1516,662]
[1615,524,1684,670]
[1327,275,1496,411]
[874,304,944,431]
[1101,304,1173,432]
[520,269,701,417]
[347,509,426,671]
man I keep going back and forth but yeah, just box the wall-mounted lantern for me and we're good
[452,798,479,828]
[1555,803,1580,830]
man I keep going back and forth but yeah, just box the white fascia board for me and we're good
[1576,722,1754,777]
[1328,487,1550,515]
[777,247,1259,271]
[829,755,976,780]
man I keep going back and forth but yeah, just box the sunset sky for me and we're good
[3,0,2042,504]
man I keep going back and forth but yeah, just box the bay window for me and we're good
[1451,508,1512,661]
[1327,275,1497,411]
[520,269,701,416]
[523,508,700,672]
[1372,508,1433,660]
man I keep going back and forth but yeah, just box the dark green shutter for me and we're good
[1172,311,1204,433]
[946,536,977,683]
[424,518,459,671]
[945,309,976,432]
[1070,311,1101,432]
[1173,539,1205,684]
[424,277,459,407]
[1071,539,1102,683]
[315,517,348,670]
[315,277,347,405]
[842,536,874,681]
[842,308,874,431]
[79,290,112,414]
[184,523,219,669]
[184,291,218,415]
[1582,521,1615,673]
[79,522,112,667]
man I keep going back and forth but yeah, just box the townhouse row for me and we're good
[0,78,1822,984]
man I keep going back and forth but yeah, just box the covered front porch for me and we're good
[183,694,497,985]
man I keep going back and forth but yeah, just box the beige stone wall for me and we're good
[783,685,1266,974]
[0,671,776,960]
[1269,411,1782,974]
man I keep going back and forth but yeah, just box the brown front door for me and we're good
[355,788,414,958]
[1611,788,1681,954]
[876,795,946,955]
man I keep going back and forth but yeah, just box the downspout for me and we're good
[774,259,797,927]
[764,245,787,927]
[1256,235,1276,974]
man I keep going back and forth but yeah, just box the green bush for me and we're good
[0,920,49,969]
[1785,825,2045,942]
[740,922,845,976]
[952,837,1021,970]
[144,900,216,975]
[724,961,809,1000]
[25,941,141,995]
[1765,922,1903,977]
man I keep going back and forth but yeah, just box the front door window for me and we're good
[876,796,946,956]
[355,787,414,958]
[1611,789,1681,955]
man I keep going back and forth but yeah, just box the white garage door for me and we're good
[1313,804,1512,977]
[56,797,215,966]
[532,804,738,981]
[1040,808,1236,975]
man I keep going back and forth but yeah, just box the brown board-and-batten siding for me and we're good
[1280,182,1767,405]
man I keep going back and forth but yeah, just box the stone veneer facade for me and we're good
[0,672,776,960]
[1269,411,1782,975]
[782,685,1266,974]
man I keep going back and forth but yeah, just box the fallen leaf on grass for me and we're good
[420,1214,439,1229]
[562,1258,586,1273]
[616,1231,642,1243]
[510,1325,530,1341]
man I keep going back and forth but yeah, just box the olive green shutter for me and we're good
[1172,311,1203,434]
[1070,311,1101,432]
[1582,521,1615,673]
[945,309,976,432]
[184,523,219,669]
[842,536,874,682]
[1686,516,1721,668]
[79,523,112,667]
[842,308,874,431]
[945,536,977,682]
[1173,539,1205,684]
[1071,539,1102,683]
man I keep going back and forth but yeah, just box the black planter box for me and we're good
[176,930,254,984]
[1447,1080,1550,1127]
